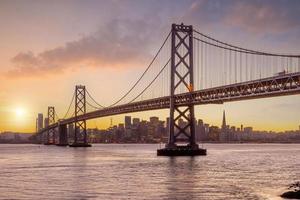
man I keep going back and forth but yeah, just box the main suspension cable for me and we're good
[128,58,171,103]
[193,29,300,58]
[108,31,171,107]
[61,91,75,119]
[86,100,102,110]
[86,89,105,108]
[193,36,300,58]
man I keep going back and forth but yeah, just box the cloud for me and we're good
[7,18,161,78]
[6,0,300,79]
[183,0,230,27]
[183,0,300,35]
[223,0,300,34]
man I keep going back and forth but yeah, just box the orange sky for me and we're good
[0,0,300,133]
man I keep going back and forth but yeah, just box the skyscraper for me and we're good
[222,110,226,130]
[132,118,140,126]
[149,117,159,125]
[37,113,43,131]
[125,116,131,129]
[220,110,228,141]
[44,117,49,128]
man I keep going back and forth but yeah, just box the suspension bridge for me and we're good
[36,23,300,156]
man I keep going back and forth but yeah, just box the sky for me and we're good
[0,0,300,133]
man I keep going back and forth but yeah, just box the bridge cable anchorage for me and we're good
[193,29,300,58]
[107,31,171,107]
[85,89,106,109]
[128,58,171,103]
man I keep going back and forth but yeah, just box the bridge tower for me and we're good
[44,106,56,145]
[157,23,206,156]
[69,85,91,147]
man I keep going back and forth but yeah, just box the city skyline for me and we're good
[87,111,300,144]
[2,110,299,144]
[35,110,300,135]
[0,0,300,133]
[97,111,300,134]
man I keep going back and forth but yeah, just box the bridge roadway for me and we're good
[38,72,300,134]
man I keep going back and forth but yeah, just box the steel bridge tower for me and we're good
[44,106,56,145]
[69,85,91,147]
[157,23,206,156]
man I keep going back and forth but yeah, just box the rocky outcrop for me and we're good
[281,191,300,199]
[281,182,300,199]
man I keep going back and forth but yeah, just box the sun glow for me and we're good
[15,107,26,117]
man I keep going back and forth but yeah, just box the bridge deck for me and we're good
[39,72,300,133]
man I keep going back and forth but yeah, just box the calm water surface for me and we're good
[0,144,299,200]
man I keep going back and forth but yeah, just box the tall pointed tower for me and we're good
[222,110,226,130]
[220,110,228,142]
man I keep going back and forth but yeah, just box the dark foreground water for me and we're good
[0,144,299,200]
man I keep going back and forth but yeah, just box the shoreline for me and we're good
[0,142,300,145]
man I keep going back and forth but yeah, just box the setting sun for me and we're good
[15,107,26,117]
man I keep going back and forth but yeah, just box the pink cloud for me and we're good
[223,1,300,34]
[7,18,159,78]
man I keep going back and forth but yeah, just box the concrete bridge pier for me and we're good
[56,123,68,146]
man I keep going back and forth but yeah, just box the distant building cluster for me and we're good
[86,111,300,144]
[0,132,34,143]
[215,111,300,143]
[87,116,167,143]
[1,111,300,144]
[36,113,49,132]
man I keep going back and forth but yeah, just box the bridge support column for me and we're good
[69,85,91,147]
[56,123,68,146]
[45,128,56,145]
[36,133,42,144]
[44,106,56,145]
[157,23,206,156]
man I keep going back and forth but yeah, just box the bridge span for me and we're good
[36,23,300,156]
[40,71,300,132]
